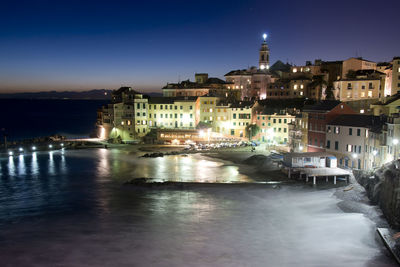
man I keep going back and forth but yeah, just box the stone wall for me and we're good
[354,160,400,229]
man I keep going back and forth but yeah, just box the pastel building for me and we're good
[333,70,385,101]
[147,97,197,129]
[254,112,295,144]
[325,114,384,170]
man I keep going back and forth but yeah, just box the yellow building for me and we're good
[333,70,385,102]
[147,97,197,129]
[102,87,149,142]
[228,102,254,138]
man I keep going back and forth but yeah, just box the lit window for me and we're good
[300,91,303,96]
[294,84,298,90]
[368,91,372,97]
[293,68,297,73]
[300,84,304,89]
[121,121,124,125]
[236,86,239,89]
[361,92,365,97]
[360,109,365,114]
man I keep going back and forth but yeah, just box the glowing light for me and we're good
[260,65,265,70]
[99,126,106,139]
[393,139,399,145]
[61,143,64,147]
[32,146,36,150]
[19,147,23,152]
[49,144,53,149]
[199,130,205,137]
[172,139,180,145]
[299,145,303,150]
[352,153,358,159]
[263,33,267,40]
[372,150,377,156]
[8,151,13,156]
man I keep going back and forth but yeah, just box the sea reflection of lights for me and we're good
[8,156,15,176]
[31,152,39,177]
[96,148,110,178]
[48,151,55,175]
[60,153,67,174]
[18,154,26,176]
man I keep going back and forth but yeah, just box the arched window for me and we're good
[261,55,265,61]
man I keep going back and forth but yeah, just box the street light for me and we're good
[352,153,357,159]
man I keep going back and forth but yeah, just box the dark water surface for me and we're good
[0,99,108,140]
[0,149,397,266]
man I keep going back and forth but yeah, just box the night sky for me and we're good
[0,0,399,93]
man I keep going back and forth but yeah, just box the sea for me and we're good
[0,99,108,140]
[0,149,397,266]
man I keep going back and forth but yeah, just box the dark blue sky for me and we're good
[0,0,399,92]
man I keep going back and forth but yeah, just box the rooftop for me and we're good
[328,114,385,128]
[303,100,341,112]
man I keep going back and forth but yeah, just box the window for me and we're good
[368,91,372,97]
[273,119,276,123]
[335,127,340,134]
[357,129,360,136]
[137,103,140,109]
[284,119,287,123]
[284,128,287,133]
[174,106,177,110]
[233,114,236,119]
[165,105,168,109]
[143,103,146,109]
[335,141,339,150]
[180,114,183,118]
[142,113,146,116]
[347,83,352,89]
[174,114,177,118]
[358,146,361,154]
[137,112,140,116]
[279,119,282,123]
[231,129,235,136]
[349,128,352,135]
[327,140,331,149]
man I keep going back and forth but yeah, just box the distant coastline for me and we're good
[0,89,162,100]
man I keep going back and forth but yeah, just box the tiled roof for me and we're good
[328,114,385,128]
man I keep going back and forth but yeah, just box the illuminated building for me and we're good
[147,97,197,129]
[382,57,400,96]
[303,101,356,152]
[228,102,253,138]
[98,87,149,142]
[162,73,239,100]
[254,112,295,144]
[225,35,277,100]
[333,70,385,101]
[325,114,385,170]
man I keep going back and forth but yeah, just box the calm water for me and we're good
[0,149,396,266]
[0,99,108,140]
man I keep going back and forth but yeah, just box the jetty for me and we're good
[282,152,352,185]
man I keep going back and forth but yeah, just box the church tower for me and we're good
[259,33,270,70]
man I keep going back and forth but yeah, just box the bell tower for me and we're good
[259,33,270,70]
